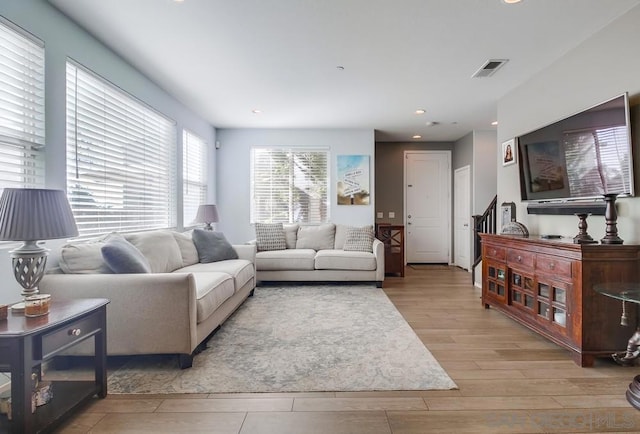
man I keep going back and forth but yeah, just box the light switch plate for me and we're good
[389,211,395,218]
[376,212,383,219]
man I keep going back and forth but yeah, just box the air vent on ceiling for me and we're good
[472,59,508,78]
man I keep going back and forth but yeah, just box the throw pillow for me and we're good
[254,222,286,251]
[296,223,336,250]
[343,225,374,252]
[101,235,151,274]
[192,229,239,263]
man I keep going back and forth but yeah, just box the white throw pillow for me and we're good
[343,225,375,252]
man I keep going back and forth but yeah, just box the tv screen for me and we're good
[518,93,634,202]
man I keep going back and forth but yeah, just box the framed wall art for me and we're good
[502,138,516,167]
[337,155,370,205]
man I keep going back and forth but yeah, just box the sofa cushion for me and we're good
[296,223,335,250]
[256,249,316,270]
[283,224,299,249]
[334,224,349,249]
[177,259,254,292]
[58,238,111,274]
[190,272,235,323]
[315,249,377,271]
[101,235,151,274]
[124,230,183,273]
[255,223,287,251]
[172,231,200,267]
[343,225,375,252]
[192,229,239,263]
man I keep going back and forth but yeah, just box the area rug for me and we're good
[107,285,458,394]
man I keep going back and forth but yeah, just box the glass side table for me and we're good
[594,283,640,410]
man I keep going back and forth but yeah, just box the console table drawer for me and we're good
[507,249,534,269]
[485,245,506,261]
[536,256,572,279]
[41,314,101,359]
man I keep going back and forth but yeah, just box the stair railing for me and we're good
[471,195,497,283]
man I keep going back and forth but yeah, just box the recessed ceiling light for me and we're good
[491,121,499,126]
[412,135,422,139]
[415,109,426,115]
[336,66,345,71]
[502,0,522,4]
[252,109,262,114]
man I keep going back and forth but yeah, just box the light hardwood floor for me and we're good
[55,266,640,433]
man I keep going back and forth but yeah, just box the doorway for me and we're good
[454,165,471,270]
[404,151,451,263]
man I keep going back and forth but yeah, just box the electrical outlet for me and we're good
[389,211,395,218]
[376,212,383,219]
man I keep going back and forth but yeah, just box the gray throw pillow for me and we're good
[343,225,374,252]
[192,229,239,263]
[254,222,286,251]
[101,235,151,274]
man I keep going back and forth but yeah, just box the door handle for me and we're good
[463,224,469,227]
[408,215,412,218]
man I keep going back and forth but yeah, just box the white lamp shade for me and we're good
[194,204,219,224]
[0,188,79,241]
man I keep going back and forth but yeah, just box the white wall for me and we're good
[0,1,216,305]
[497,4,640,242]
[216,128,375,243]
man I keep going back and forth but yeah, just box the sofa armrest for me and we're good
[233,244,256,263]
[39,273,199,355]
[373,238,385,284]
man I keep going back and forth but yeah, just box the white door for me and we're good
[454,166,471,271]
[404,151,451,263]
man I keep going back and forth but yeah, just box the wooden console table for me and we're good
[480,233,640,367]
[0,298,108,433]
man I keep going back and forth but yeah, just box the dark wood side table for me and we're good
[376,225,405,277]
[0,298,108,433]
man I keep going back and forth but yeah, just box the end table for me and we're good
[0,297,108,433]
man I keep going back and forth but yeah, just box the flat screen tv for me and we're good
[518,93,634,202]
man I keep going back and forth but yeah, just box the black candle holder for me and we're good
[573,213,597,244]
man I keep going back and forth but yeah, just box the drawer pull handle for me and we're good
[549,263,555,269]
[517,255,522,262]
[69,328,82,336]
[491,249,496,255]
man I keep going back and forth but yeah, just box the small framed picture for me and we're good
[502,138,516,167]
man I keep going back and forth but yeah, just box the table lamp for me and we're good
[0,188,78,309]
[194,204,219,230]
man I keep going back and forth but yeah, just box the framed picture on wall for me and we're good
[337,155,370,205]
[502,138,516,167]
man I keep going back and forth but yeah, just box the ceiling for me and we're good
[48,0,640,142]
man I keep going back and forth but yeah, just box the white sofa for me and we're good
[39,229,256,368]
[253,223,385,287]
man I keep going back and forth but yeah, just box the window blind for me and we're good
[66,61,177,237]
[0,19,45,190]
[183,129,207,226]
[250,147,329,223]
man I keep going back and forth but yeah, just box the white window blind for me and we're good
[66,61,177,237]
[250,147,329,223]
[0,19,45,190]
[183,129,207,226]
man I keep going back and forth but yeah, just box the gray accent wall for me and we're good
[0,1,216,305]
[375,142,454,226]
[497,3,640,242]
[472,130,497,215]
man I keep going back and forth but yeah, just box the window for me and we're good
[250,147,329,223]
[183,129,207,226]
[0,19,45,190]
[66,61,177,237]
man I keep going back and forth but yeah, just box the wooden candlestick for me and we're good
[600,193,623,244]
[573,213,596,244]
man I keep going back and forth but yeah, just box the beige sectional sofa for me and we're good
[254,223,385,287]
[39,229,256,368]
